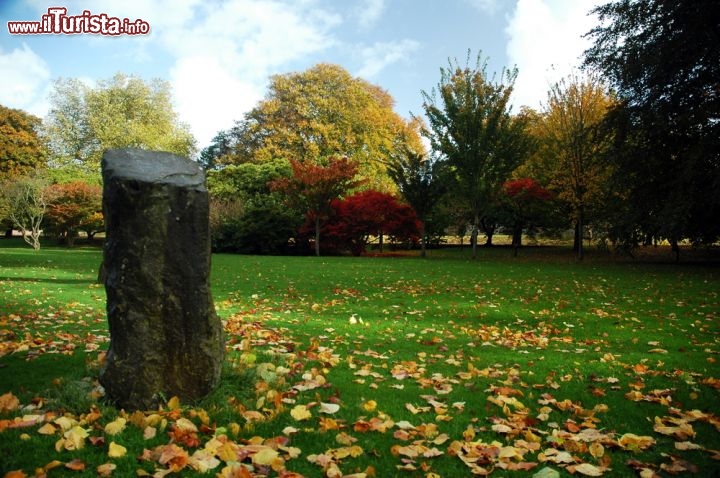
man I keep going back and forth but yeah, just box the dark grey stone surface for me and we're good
[99,148,224,410]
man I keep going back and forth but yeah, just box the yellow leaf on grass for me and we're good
[167,396,182,410]
[38,423,57,435]
[189,449,221,473]
[336,431,357,445]
[54,416,77,431]
[589,442,605,459]
[143,426,157,440]
[216,442,241,462]
[618,433,656,451]
[108,441,127,458]
[290,405,312,421]
[63,425,89,450]
[252,447,280,465]
[175,417,198,432]
[571,463,604,476]
[104,417,127,435]
[362,400,377,412]
[491,423,513,434]
[675,441,704,451]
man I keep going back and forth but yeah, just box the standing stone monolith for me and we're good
[100,148,224,410]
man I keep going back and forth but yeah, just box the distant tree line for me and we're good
[1,0,717,260]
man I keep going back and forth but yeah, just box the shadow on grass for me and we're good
[0,352,91,398]
[0,275,94,285]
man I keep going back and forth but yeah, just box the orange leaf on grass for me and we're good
[3,471,27,478]
[96,463,116,477]
[0,392,20,413]
[64,459,86,471]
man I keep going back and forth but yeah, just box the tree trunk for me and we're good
[576,205,585,261]
[420,222,427,258]
[670,236,680,262]
[512,223,523,257]
[481,217,495,246]
[314,215,321,256]
[378,232,384,253]
[470,214,479,259]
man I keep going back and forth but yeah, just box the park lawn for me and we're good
[0,241,719,477]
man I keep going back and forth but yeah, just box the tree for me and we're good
[0,105,48,236]
[271,156,362,256]
[1,176,48,250]
[217,63,421,191]
[42,74,196,174]
[207,158,291,201]
[540,71,615,259]
[44,181,103,246]
[387,146,448,257]
[0,105,47,180]
[206,159,298,254]
[584,0,720,253]
[422,51,531,258]
[199,130,234,170]
[500,178,553,255]
[321,190,420,256]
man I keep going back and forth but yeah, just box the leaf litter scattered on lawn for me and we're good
[2,257,720,477]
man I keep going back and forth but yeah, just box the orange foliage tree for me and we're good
[44,181,103,246]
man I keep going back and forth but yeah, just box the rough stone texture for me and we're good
[100,148,224,410]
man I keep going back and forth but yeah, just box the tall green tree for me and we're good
[540,71,615,260]
[387,146,448,258]
[422,52,530,258]
[584,0,720,252]
[215,63,420,192]
[206,159,297,253]
[42,73,196,175]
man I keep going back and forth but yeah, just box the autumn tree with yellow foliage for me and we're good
[207,63,423,192]
[537,71,615,259]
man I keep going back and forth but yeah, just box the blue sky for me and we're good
[1,0,601,150]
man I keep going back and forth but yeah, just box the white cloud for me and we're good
[0,44,51,117]
[170,56,262,147]
[22,0,342,148]
[356,39,420,79]
[356,0,385,28]
[153,0,342,147]
[505,0,600,110]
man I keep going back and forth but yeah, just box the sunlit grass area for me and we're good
[1,241,719,477]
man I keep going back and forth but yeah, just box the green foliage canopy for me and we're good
[584,0,720,246]
[42,73,196,175]
[422,52,532,257]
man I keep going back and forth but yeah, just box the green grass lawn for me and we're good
[1,240,719,477]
